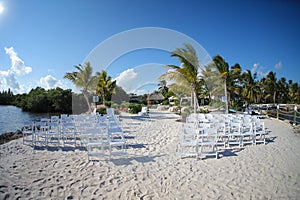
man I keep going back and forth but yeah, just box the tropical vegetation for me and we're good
[64,62,98,112]
[1,44,299,115]
[160,44,201,113]
[160,44,300,113]
[96,70,117,105]
[0,87,73,113]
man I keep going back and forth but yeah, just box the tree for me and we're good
[25,87,50,112]
[212,55,243,113]
[48,87,72,113]
[213,55,230,113]
[277,77,289,103]
[158,80,169,97]
[228,63,242,104]
[160,44,200,113]
[288,80,300,103]
[241,70,260,105]
[96,70,117,105]
[0,89,14,105]
[64,62,97,112]
[202,62,223,104]
[265,71,278,103]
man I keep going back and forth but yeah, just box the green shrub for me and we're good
[120,101,130,108]
[96,108,107,115]
[199,109,210,114]
[128,103,142,114]
[105,101,112,108]
[162,99,169,105]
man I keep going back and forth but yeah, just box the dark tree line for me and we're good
[0,89,14,105]
[1,87,73,114]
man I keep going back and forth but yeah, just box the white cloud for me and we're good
[4,47,32,75]
[251,63,259,74]
[0,47,33,93]
[251,63,268,77]
[0,70,20,92]
[114,68,138,93]
[39,75,62,89]
[134,89,148,95]
[274,61,283,69]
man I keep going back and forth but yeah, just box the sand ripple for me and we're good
[1,112,300,199]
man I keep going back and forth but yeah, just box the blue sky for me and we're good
[0,0,300,94]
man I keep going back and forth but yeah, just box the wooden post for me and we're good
[293,105,297,126]
[277,105,279,119]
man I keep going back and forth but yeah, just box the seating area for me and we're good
[22,108,126,161]
[181,113,268,160]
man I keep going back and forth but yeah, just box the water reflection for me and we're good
[0,105,50,134]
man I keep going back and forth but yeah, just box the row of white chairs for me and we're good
[181,113,268,160]
[22,110,126,160]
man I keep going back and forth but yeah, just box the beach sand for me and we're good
[0,111,299,199]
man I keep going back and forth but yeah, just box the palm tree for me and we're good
[213,55,230,113]
[159,44,200,113]
[96,70,116,105]
[277,77,289,103]
[288,80,299,103]
[158,80,168,96]
[241,70,260,105]
[195,77,209,105]
[228,63,242,104]
[202,62,223,104]
[64,62,97,112]
[265,71,278,103]
[211,56,243,113]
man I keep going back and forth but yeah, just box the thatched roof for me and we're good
[149,93,164,101]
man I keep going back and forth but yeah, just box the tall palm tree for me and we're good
[160,44,200,113]
[265,71,278,103]
[202,62,223,103]
[158,80,169,96]
[96,70,116,105]
[228,63,242,103]
[241,70,260,104]
[213,55,230,113]
[64,62,97,112]
[288,80,299,103]
[211,56,243,113]
[277,77,289,103]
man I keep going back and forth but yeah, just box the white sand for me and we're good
[1,111,300,199]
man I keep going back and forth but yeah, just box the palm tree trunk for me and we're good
[193,88,198,113]
[224,78,228,114]
[101,89,105,105]
[82,90,91,113]
[190,90,193,107]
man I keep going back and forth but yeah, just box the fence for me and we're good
[250,104,300,126]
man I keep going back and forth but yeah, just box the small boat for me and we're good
[229,109,236,113]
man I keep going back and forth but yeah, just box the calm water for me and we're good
[0,105,50,134]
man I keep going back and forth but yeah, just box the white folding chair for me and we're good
[254,121,267,145]
[108,126,126,159]
[227,122,242,148]
[34,121,48,147]
[241,122,254,146]
[61,122,76,147]
[181,124,199,159]
[85,127,106,161]
[199,126,218,159]
[47,122,61,146]
[22,121,34,145]
[51,116,60,123]
[215,122,227,149]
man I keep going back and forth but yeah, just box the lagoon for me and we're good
[0,105,49,134]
